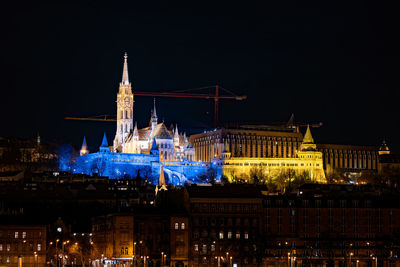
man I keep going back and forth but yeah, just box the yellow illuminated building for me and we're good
[214,125,326,183]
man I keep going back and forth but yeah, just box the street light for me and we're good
[34,252,38,267]
[350,252,354,267]
[56,239,60,267]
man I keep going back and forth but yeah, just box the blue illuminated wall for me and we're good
[72,151,216,185]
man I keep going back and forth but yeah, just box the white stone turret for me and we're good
[113,52,134,152]
[174,124,179,146]
[151,98,158,134]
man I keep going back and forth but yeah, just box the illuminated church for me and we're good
[72,54,207,183]
[112,53,195,161]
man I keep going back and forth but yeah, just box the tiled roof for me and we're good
[126,123,173,142]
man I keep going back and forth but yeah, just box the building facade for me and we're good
[190,125,303,163]
[212,126,326,182]
[0,225,46,267]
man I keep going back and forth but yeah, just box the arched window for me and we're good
[175,223,179,230]
[125,247,128,255]
[125,110,128,119]
[120,111,123,119]
[181,223,185,230]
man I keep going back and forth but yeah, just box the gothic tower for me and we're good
[113,53,134,152]
[150,98,158,137]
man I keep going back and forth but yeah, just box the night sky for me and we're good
[1,1,399,152]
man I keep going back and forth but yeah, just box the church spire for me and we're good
[152,98,157,119]
[133,122,138,137]
[121,52,129,85]
[100,133,110,152]
[300,125,317,151]
[174,124,179,145]
[159,165,166,186]
[80,136,89,156]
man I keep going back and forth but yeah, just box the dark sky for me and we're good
[1,1,399,152]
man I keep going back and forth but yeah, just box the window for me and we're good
[37,244,41,251]
[125,247,128,255]
[244,233,249,239]
[219,232,224,239]
[194,244,199,251]
[121,248,124,255]
[14,232,18,239]
[236,232,240,239]
[7,244,10,251]
[0,244,2,251]
[202,244,207,253]
[7,257,10,263]
[211,244,215,251]
[181,223,185,230]
[227,231,232,239]
[22,232,26,239]
[175,223,179,230]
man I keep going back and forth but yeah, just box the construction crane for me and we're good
[65,85,247,127]
[65,115,116,122]
[135,85,246,127]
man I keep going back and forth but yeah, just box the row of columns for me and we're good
[194,136,300,162]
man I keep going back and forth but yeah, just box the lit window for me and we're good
[244,233,249,239]
[0,244,2,251]
[7,257,10,263]
[7,244,10,251]
[37,244,41,251]
[202,244,207,253]
[175,223,179,230]
[211,244,215,251]
[236,232,240,239]
[22,232,26,239]
[227,231,232,239]
[219,232,224,239]
[194,244,198,251]
[15,232,18,239]
[181,223,185,230]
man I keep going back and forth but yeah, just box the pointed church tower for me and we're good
[300,125,317,151]
[100,133,110,152]
[297,125,325,182]
[133,122,139,140]
[174,124,180,146]
[80,136,89,156]
[150,98,158,134]
[150,137,159,155]
[113,53,134,152]
[155,165,168,195]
